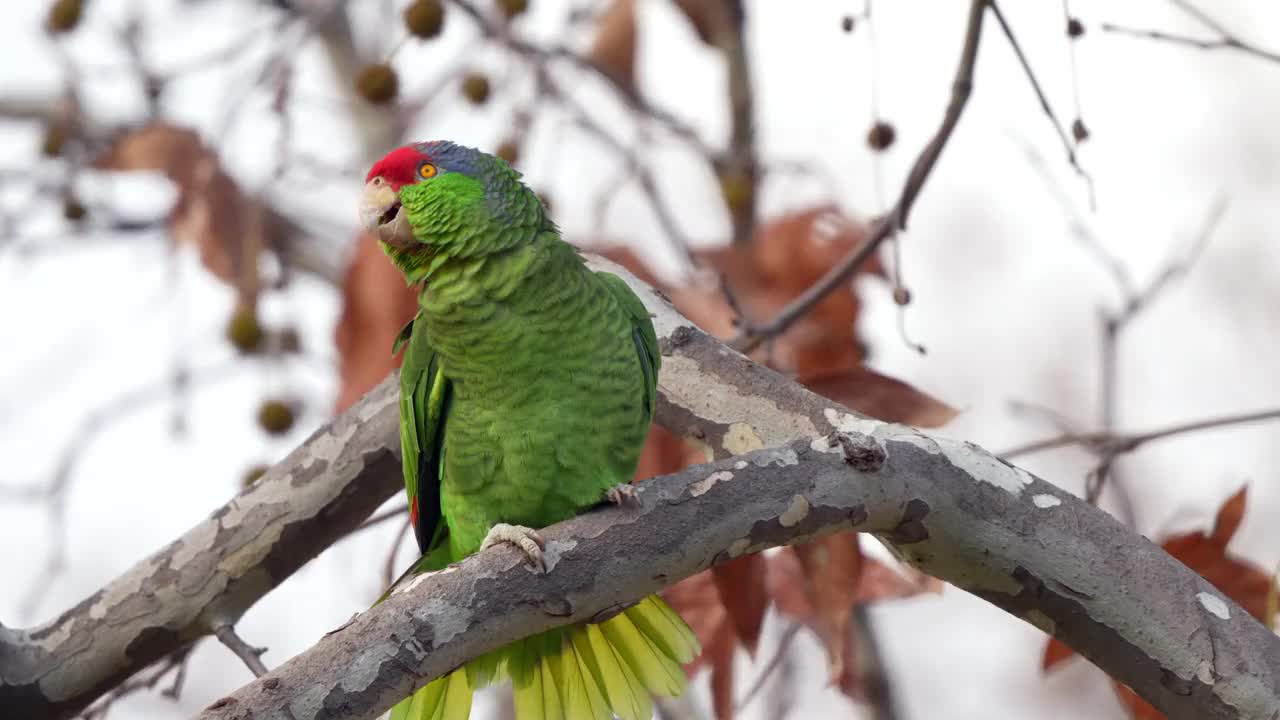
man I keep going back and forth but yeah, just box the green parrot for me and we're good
[359,141,700,720]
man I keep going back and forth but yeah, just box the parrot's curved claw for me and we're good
[481,523,546,573]
[604,483,641,507]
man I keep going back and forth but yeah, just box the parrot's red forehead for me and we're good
[366,145,432,188]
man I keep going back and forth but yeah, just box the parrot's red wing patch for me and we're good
[367,145,432,190]
[409,497,420,528]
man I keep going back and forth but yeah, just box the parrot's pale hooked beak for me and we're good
[360,178,415,248]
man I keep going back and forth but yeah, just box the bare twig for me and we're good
[1087,197,1227,505]
[987,1,1093,199]
[77,646,193,720]
[355,504,410,533]
[732,0,987,353]
[736,621,802,710]
[719,0,759,247]
[1102,0,1280,65]
[382,518,414,589]
[213,625,270,678]
[1000,408,1280,460]
[852,604,900,720]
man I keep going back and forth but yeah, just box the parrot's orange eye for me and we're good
[418,163,437,179]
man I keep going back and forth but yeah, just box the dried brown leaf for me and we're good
[711,554,770,656]
[334,232,419,412]
[588,0,637,93]
[1041,637,1074,672]
[799,366,957,428]
[1209,485,1247,548]
[663,572,736,720]
[95,123,266,300]
[670,0,728,45]
[792,535,863,687]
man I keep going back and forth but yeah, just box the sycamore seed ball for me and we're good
[226,306,264,353]
[242,464,270,487]
[719,172,752,210]
[496,139,519,165]
[867,121,896,151]
[47,0,83,34]
[357,63,399,105]
[42,124,66,157]
[257,399,295,436]
[404,0,444,39]
[279,326,302,354]
[462,73,491,104]
[1072,117,1090,142]
[62,196,86,222]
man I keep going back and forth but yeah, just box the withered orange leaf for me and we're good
[792,535,864,688]
[799,366,957,428]
[1208,485,1247,548]
[334,232,419,412]
[711,554,771,657]
[663,572,736,720]
[95,123,297,304]
[587,0,637,93]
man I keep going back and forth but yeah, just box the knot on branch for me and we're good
[833,432,886,472]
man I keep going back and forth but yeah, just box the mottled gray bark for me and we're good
[4,256,1279,720]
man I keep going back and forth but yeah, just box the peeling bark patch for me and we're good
[848,504,869,526]
[1011,566,1045,599]
[1196,592,1230,620]
[836,433,886,472]
[540,539,578,572]
[822,408,882,436]
[1032,494,1062,508]
[723,423,764,455]
[734,460,748,470]
[751,447,799,468]
[941,441,1028,496]
[1161,668,1195,696]
[779,495,810,527]
[689,471,734,498]
[887,499,930,544]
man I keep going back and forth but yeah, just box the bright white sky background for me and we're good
[3,1,1280,718]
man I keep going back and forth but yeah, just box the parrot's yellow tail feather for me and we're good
[390,662,472,720]
[391,595,699,720]
[511,594,699,720]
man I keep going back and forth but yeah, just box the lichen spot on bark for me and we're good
[689,471,733,498]
[1032,494,1062,508]
[1196,591,1230,620]
[823,408,883,436]
[724,423,764,455]
[779,495,810,527]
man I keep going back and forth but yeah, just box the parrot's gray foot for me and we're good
[604,483,641,506]
[481,523,546,573]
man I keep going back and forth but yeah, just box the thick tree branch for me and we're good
[204,256,1280,720]
[8,256,1280,720]
[0,380,404,719]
